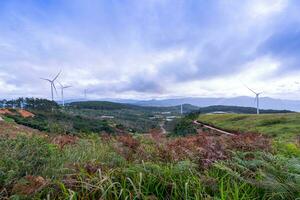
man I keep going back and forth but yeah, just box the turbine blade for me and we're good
[244,84,257,95]
[40,78,51,82]
[57,80,63,87]
[64,86,72,89]
[52,70,62,81]
[52,82,58,96]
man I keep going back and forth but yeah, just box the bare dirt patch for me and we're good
[17,109,35,118]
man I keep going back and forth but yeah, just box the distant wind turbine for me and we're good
[84,89,88,100]
[244,85,262,115]
[40,70,61,101]
[58,81,72,107]
[180,104,183,115]
[20,100,24,109]
[2,100,6,108]
[12,99,15,109]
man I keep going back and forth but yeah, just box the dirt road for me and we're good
[159,121,167,134]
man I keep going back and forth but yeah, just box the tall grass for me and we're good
[1,134,299,199]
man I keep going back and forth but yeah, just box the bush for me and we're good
[173,118,197,136]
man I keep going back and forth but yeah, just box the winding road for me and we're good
[159,121,167,134]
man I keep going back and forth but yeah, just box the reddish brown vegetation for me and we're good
[296,135,300,146]
[114,134,141,161]
[112,132,271,168]
[149,128,166,141]
[12,176,48,196]
[164,133,270,168]
[52,135,78,149]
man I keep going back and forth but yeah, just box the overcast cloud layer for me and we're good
[1,0,300,100]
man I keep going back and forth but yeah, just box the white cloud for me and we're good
[0,0,299,100]
[248,0,288,19]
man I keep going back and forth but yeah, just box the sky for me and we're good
[0,0,300,100]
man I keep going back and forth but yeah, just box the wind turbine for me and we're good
[180,104,183,115]
[2,100,6,108]
[245,85,262,115]
[58,81,72,107]
[84,89,88,100]
[20,100,24,109]
[40,70,61,101]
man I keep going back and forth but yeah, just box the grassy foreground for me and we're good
[0,130,299,199]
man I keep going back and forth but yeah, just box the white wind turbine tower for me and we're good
[245,85,262,115]
[58,81,72,107]
[84,89,88,100]
[40,70,61,101]
[180,104,183,115]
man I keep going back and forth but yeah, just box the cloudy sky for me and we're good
[0,0,300,100]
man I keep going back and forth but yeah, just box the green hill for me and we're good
[198,113,300,141]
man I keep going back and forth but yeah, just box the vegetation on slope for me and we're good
[0,131,299,199]
[5,109,114,134]
[1,99,300,199]
[198,113,300,141]
[198,113,300,158]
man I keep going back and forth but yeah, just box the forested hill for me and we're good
[68,101,292,114]
[69,101,199,112]
[199,105,293,114]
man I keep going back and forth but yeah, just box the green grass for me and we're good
[1,125,300,199]
[198,113,300,141]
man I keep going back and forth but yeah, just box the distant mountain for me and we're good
[62,96,300,112]
[129,96,300,112]
[68,101,199,113]
[67,101,292,114]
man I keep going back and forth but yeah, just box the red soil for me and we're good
[17,109,35,118]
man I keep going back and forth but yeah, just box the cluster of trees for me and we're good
[0,98,58,111]
[7,110,114,134]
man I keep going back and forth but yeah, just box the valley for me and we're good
[0,99,299,199]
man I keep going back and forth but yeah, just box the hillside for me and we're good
[0,118,47,138]
[198,113,300,141]
[1,102,300,199]
[1,113,299,199]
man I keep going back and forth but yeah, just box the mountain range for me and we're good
[64,96,300,112]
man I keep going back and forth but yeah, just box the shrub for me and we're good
[173,118,197,136]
